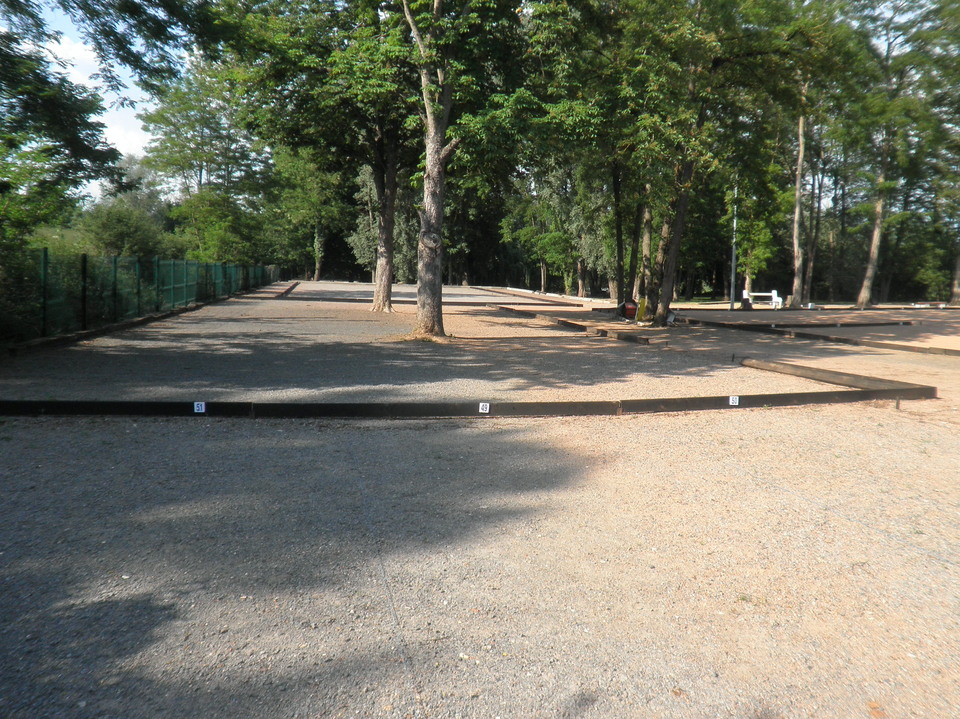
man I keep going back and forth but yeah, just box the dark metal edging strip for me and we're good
[0,383,936,420]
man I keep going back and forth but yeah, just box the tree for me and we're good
[400,0,526,335]
[140,59,269,198]
[223,1,419,312]
[78,197,168,257]
[265,147,357,280]
[1,0,217,195]
[1,0,218,335]
[169,187,264,263]
[845,0,937,308]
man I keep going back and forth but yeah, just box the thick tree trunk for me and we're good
[312,221,324,281]
[626,200,642,301]
[790,101,807,308]
[371,142,398,312]
[539,259,548,293]
[612,162,625,306]
[608,276,618,303]
[644,217,671,320]
[856,168,887,309]
[654,160,695,326]
[416,129,446,335]
[576,257,586,297]
[640,188,653,301]
[404,0,459,337]
[802,168,823,304]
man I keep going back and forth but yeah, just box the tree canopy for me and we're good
[7,0,960,332]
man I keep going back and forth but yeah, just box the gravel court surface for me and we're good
[1,411,958,719]
[2,282,959,718]
[0,283,835,404]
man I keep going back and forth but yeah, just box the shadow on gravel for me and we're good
[0,418,580,718]
[0,307,889,403]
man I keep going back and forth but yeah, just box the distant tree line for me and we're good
[3,0,959,334]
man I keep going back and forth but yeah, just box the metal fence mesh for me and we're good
[4,250,279,342]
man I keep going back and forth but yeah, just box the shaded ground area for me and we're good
[1,282,958,718]
[0,283,836,405]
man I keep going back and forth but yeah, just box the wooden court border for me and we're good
[0,359,936,419]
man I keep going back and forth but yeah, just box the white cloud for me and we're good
[44,34,155,158]
[46,34,100,87]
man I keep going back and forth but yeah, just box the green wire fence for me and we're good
[4,249,279,343]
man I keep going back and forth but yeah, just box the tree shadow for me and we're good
[0,418,589,717]
[0,304,860,404]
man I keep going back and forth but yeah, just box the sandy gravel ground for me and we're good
[2,282,958,719]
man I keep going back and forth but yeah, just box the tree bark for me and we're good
[801,165,823,304]
[640,186,653,302]
[312,221,324,281]
[576,257,586,297]
[626,199,642,301]
[611,161,625,306]
[856,167,887,309]
[645,216,671,320]
[540,259,548,293]
[789,87,808,308]
[404,0,459,337]
[416,127,446,335]
[371,138,398,312]
[654,159,695,326]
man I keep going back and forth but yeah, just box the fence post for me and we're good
[41,247,49,337]
[80,253,88,331]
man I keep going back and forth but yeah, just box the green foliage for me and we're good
[169,188,264,263]
[140,59,270,198]
[77,198,169,257]
[0,141,82,242]
[262,147,358,273]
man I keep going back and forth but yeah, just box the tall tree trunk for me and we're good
[612,161,625,306]
[626,199,642,300]
[790,86,808,308]
[416,127,446,334]
[654,160,695,326]
[403,0,459,337]
[312,221,324,281]
[856,167,887,309]
[371,139,398,312]
[540,259,548,293]
[608,276,618,303]
[639,196,653,310]
[577,257,586,297]
[645,216,671,320]
[802,166,823,304]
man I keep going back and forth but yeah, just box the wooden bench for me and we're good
[742,289,783,309]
